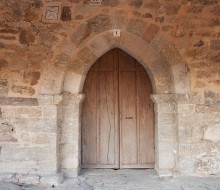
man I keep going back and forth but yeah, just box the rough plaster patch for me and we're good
[39,66,64,95]
[63,71,85,94]
[196,154,220,175]
[203,126,220,142]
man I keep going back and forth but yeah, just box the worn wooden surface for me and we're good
[82,49,154,169]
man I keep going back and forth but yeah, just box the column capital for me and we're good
[150,94,176,104]
[37,94,63,105]
[61,93,85,106]
[151,93,202,104]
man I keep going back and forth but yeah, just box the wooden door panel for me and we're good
[119,50,136,71]
[99,72,116,165]
[99,50,115,71]
[120,71,137,165]
[82,48,154,169]
[138,71,154,165]
[82,70,97,164]
[119,57,154,168]
[82,50,119,168]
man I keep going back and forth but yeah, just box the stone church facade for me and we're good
[0,0,219,185]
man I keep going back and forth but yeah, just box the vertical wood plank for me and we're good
[137,69,155,164]
[120,71,137,165]
[82,65,98,164]
[82,50,119,168]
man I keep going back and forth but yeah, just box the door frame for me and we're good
[58,31,183,177]
[81,49,155,169]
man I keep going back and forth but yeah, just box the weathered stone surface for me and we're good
[210,53,220,62]
[63,72,85,93]
[188,6,203,13]
[142,24,160,43]
[11,85,35,96]
[54,54,71,70]
[19,30,35,45]
[0,28,18,34]
[210,39,220,50]
[0,42,5,49]
[30,0,43,8]
[61,6,72,21]
[161,43,183,66]
[178,104,195,114]
[144,1,161,9]
[127,19,147,37]
[40,174,63,187]
[205,90,220,104]
[212,6,220,16]
[194,0,218,5]
[196,155,220,175]
[78,46,96,64]
[87,14,112,33]
[1,146,56,161]
[38,31,58,47]
[17,174,40,185]
[26,45,49,64]
[75,15,84,20]
[165,4,181,15]
[0,182,20,190]
[0,174,18,183]
[203,126,220,142]
[129,0,143,8]
[68,0,81,3]
[39,66,63,94]
[0,98,38,106]
[10,2,23,22]
[0,80,8,97]
[143,12,153,18]
[209,18,220,27]
[0,35,16,40]
[37,95,62,106]
[155,16,164,23]
[23,71,41,86]
[0,59,8,68]
[0,117,17,142]
[194,40,204,47]
[71,24,90,46]
[24,8,40,22]
[102,0,119,7]
[195,81,206,88]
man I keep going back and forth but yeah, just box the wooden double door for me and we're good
[82,49,154,169]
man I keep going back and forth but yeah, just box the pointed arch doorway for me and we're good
[81,48,154,169]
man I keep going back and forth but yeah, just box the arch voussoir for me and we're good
[64,30,173,94]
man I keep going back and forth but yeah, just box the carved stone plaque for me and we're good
[90,0,102,5]
[45,6,60,20]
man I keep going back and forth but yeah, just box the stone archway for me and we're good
[55,30,190,177]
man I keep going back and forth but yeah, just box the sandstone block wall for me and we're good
[0,0,219,180]
[0,96,60,175]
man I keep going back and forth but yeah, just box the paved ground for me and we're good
[1,169,220,190]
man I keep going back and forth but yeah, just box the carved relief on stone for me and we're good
[45,6,60,20]
[42,3,61,23]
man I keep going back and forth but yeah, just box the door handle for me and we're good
[125,117,133,119]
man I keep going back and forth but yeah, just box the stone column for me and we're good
[37,95,62,174]
[59,93,85,177]
[37,95,63,186]
[151,94,178,177]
